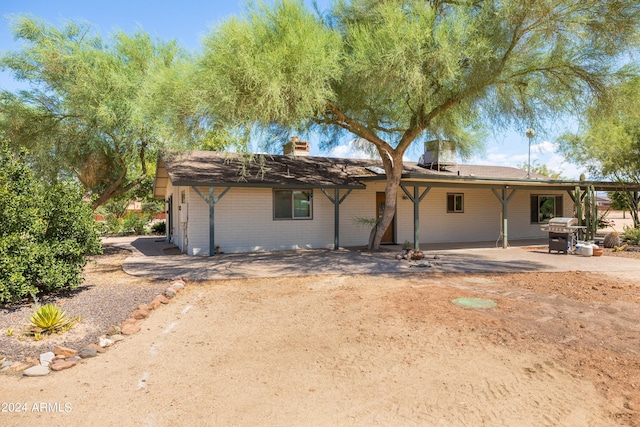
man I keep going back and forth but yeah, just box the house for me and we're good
[153,139,637,255]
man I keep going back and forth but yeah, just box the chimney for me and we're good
[283,136,310,157]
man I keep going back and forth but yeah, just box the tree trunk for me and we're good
[368,153,404,250]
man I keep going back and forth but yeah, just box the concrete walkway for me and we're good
[104,236,640,282]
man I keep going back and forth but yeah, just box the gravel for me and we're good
[0,246,168,363]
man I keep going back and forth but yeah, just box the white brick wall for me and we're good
[166,182,573,254]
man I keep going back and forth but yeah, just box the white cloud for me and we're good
[327,139,375,159]
[531,140,557,154]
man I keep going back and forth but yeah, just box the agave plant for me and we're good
[29,304,73,335]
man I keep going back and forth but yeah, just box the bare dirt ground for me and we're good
[0,247,639,427]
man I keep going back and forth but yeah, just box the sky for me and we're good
[0,0,585,179]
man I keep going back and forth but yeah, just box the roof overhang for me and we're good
[358,173,640,192]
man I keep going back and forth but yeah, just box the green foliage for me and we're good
[122,212,150,235]
[518,161,563,179]
[151,221,166,234]
[559,77,640,228]
[0,145,102,303]
[28,303,74,335]
[199,0,640,248]
[609,191,634,212]
[623,226,640,245]
[0,17,201,208]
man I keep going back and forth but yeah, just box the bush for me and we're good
[122,211,150,235]
[623,226,640,245]
[0,146,102,303]
[151,221,166,234]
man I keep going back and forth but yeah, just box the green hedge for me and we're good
[0,146,102,303]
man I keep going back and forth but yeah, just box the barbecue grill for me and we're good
[540,217,583,254]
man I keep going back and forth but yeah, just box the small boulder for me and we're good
[88,343,106,353]
[148,300,161,310]
[10,362,30,372]
[121,318,137,327]
[121,323,141,335]
[107,325,121,336]
[23,365,50,376]
[53,346,77,359]
[170,282,185,290]
[110,334,125,343]
[164,288,177,299]
[78,348,98,358]
[154,295,170,304]
[99,336,115,348]
[50,360,77,371]
[39,351,55,367]
[132,309,150,320]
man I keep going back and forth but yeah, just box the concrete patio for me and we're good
[104,236,640,282]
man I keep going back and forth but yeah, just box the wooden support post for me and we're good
[400,185,431,250]
[321,188,353,250]
[192,186,230,256]
[492,188,517,249]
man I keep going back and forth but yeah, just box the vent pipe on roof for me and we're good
[283,136,310,157]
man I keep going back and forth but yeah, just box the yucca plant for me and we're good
[29,304,73,335]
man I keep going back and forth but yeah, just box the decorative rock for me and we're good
[78,348,98,358]
[99,336,115,348]
[148,299,161,310]
[132,309,150,320]
[26,357,39,366]
[40,351,55,367]
[88,343,106,353]
[121,323,141,335]
[170,281,185,290]
[164,288,177,299]
[2,360,13,369]
[53,346,78,359]
[65,356,81,362]
[121,318,137,326]
[110,334,125,343]
[50,360,76,371]
[107,325,121,336]
[10,362,29,372]
[23,365,50,377]
[155,295,170,304]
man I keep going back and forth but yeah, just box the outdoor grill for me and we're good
[540,217,582,254]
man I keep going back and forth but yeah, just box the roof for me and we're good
[153,150,638,199]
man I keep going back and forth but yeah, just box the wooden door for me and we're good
[376,192,395,244]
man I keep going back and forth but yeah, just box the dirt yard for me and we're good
[0,248,639,426]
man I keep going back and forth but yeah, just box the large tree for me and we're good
[559,76,640,227]
[0,16,202,208]
[199,0,640,249]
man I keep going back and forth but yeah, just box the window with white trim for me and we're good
[273,189,313,219]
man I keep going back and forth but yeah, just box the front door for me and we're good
[376,192,395,244]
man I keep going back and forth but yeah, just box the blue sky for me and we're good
[0,0,584,178]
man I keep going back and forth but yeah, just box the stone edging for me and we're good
[0,280,187,377]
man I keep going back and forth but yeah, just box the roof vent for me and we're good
[419,139,457,170]
[283,136,310,157]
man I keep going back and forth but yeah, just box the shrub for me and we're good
[0,146,102,303]
[151,221,166,234]
[122,211,150,235]
[623,226,640,245]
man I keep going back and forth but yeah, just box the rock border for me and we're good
[0,279,187,377]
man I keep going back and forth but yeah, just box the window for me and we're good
[273,189,312,219]
[446,193,464,213]
[530,195,563,223]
